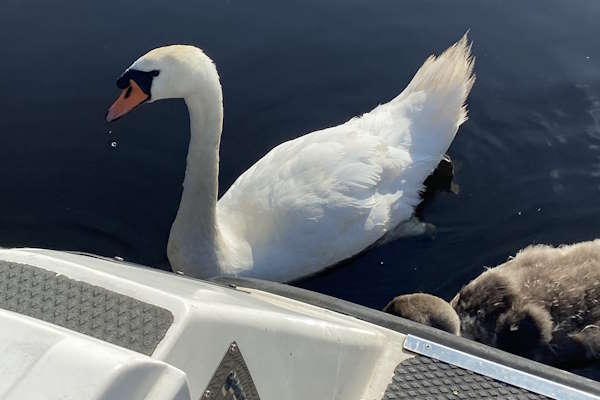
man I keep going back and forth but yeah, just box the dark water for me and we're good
[1,0,600,313]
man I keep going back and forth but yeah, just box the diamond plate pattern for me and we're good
[202,342,261,400]
[383,356,550,400]
[0,260,173,355]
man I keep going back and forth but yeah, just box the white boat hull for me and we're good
[0,248,597,400]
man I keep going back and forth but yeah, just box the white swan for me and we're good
[106,35,475,282]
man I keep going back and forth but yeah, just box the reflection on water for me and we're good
[0,0,599,312]
[578,84,600,181]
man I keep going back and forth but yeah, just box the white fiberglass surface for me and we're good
[0,309,189,400]
[0,248,409,400]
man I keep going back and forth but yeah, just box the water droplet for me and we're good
[537,208,542,212]
[586,56,591,61]
[380,261,384,265]
[114,256,124,261]
[107,129,112,135]
[110,141,118,148]
[517,211,522,216]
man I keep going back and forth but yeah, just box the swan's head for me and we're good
[106,45,213,122]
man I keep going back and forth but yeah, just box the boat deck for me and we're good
[214,276,600,400]
[0,249,598,400]
[384,356,548,399]
[0,260,173,355]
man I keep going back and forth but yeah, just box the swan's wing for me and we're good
[218,35,475,281]
[218,127,397,280]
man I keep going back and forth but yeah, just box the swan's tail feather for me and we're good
[390,33,475,165]
[399,32,475,124]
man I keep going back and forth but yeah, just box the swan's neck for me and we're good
[168,72,225,277]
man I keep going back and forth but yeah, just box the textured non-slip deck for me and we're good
[383,356,549,400]
[0,261,173,355]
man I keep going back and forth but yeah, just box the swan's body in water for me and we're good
[107,36,475,281]
[384,240,600,370]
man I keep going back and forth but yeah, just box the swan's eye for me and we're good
[124,86,133,99]
[116,69,160,96]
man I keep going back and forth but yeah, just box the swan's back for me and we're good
[218,36,475,281]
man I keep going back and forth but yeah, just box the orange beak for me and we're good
[106,79,149,122]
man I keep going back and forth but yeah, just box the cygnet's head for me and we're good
[494,303,553,358]
[383,293,460,335]
[106,45,215,122]
[451,272,517,344]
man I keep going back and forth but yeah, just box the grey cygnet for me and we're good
[452,240,600,367]
[383,293,460,335]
